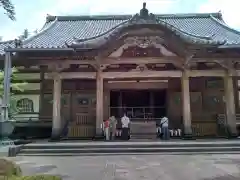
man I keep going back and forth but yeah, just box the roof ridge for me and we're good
[46,15,132,21]
[156,12,222,19]
[210,15,240,36]
[45,12,221,22]
[22,18,58,46]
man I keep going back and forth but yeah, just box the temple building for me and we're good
[1,3,240,139]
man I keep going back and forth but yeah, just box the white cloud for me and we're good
[198,0,240,30]
[87,0,177,15]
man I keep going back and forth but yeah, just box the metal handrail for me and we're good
[109,106,165,119]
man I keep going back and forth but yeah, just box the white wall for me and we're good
[11,72,42,121]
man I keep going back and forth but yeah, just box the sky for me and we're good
[0,0,240,41]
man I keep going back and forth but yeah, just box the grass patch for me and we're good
[0,159,61,180]
[0,159,21,177]
[0,175,62,180]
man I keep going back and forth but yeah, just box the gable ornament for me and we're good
[129,2,158,24]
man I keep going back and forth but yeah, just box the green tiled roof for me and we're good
[1,11,240,54]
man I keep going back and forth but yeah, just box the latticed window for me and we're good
[16,98,34,113]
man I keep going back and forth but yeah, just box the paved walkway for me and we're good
[7,154,240,180]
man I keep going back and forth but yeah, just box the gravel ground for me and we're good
[7,154,240,180]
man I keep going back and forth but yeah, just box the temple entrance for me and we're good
[110,90,166,120]
[110,89,167,139]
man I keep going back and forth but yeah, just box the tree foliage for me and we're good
[0,68,27,117]
[0,0,15,20]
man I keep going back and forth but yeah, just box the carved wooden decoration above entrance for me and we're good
[121,46,162,57]
[130,64,149,72]
[109,36,177,57]
[124,36,163,48]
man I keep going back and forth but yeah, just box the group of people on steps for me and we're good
[102,113,170,141]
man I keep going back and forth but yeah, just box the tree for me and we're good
[0,0,15,20]
[0,67,27,117]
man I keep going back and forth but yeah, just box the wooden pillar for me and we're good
[150,91,154,116]
[118,91,122,117]
[233,77,239,112]
[51,73,62,139]
[181,71,192,138]
[103,89,110,120]
[96,70,104,136]
[224,72,237,137]
[2,52,12,121]
[39,66,45,118]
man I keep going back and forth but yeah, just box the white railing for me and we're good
[109,106,165,120]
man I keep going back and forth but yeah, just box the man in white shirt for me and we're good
[160,116,169,140]
[121,113,130,140]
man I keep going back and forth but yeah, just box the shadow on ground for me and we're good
[202,175,240,180]
[203,157,240,180]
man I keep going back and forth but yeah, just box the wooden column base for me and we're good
[94,127,104,140]
[225,124,238,139]
[181,126,195,140]
[50,128,62,141]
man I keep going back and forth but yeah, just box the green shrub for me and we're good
[0,159,21,177]
[8,175,62,180]
[0,159,61,180]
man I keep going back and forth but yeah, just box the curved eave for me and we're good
[20,17,59,48]
[218,44,240,49]
[210,15,240,38]
[68,17,225,49]
[4,47,74,52]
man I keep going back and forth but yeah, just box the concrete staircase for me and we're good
[130,121,157,139]
[17,140,240,156]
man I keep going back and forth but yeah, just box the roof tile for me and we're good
[1,12,240,54]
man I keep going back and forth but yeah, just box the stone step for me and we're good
[130,133,157,140]
[130,121,156,135]
[16,140,240,156]
[18,146,240,156]
[17,151,240,156]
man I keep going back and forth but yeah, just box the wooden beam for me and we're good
[38,57,184,66]
[102,70,183,78]
[101,57,184,64]
[38,60,96,66]
[15,69,240,81]
[187,70,226,77]
[47,70,235,79]
[191,58,240,63]
[46,72,96,79]
[37,57,240,65]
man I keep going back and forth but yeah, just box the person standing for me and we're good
[109,116,117,140]
[103,119,110,141]
[116,117,122,139]
[160,116,169,140]
[121,113,130,140]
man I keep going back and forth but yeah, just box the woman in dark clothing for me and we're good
[115,118,122,140]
